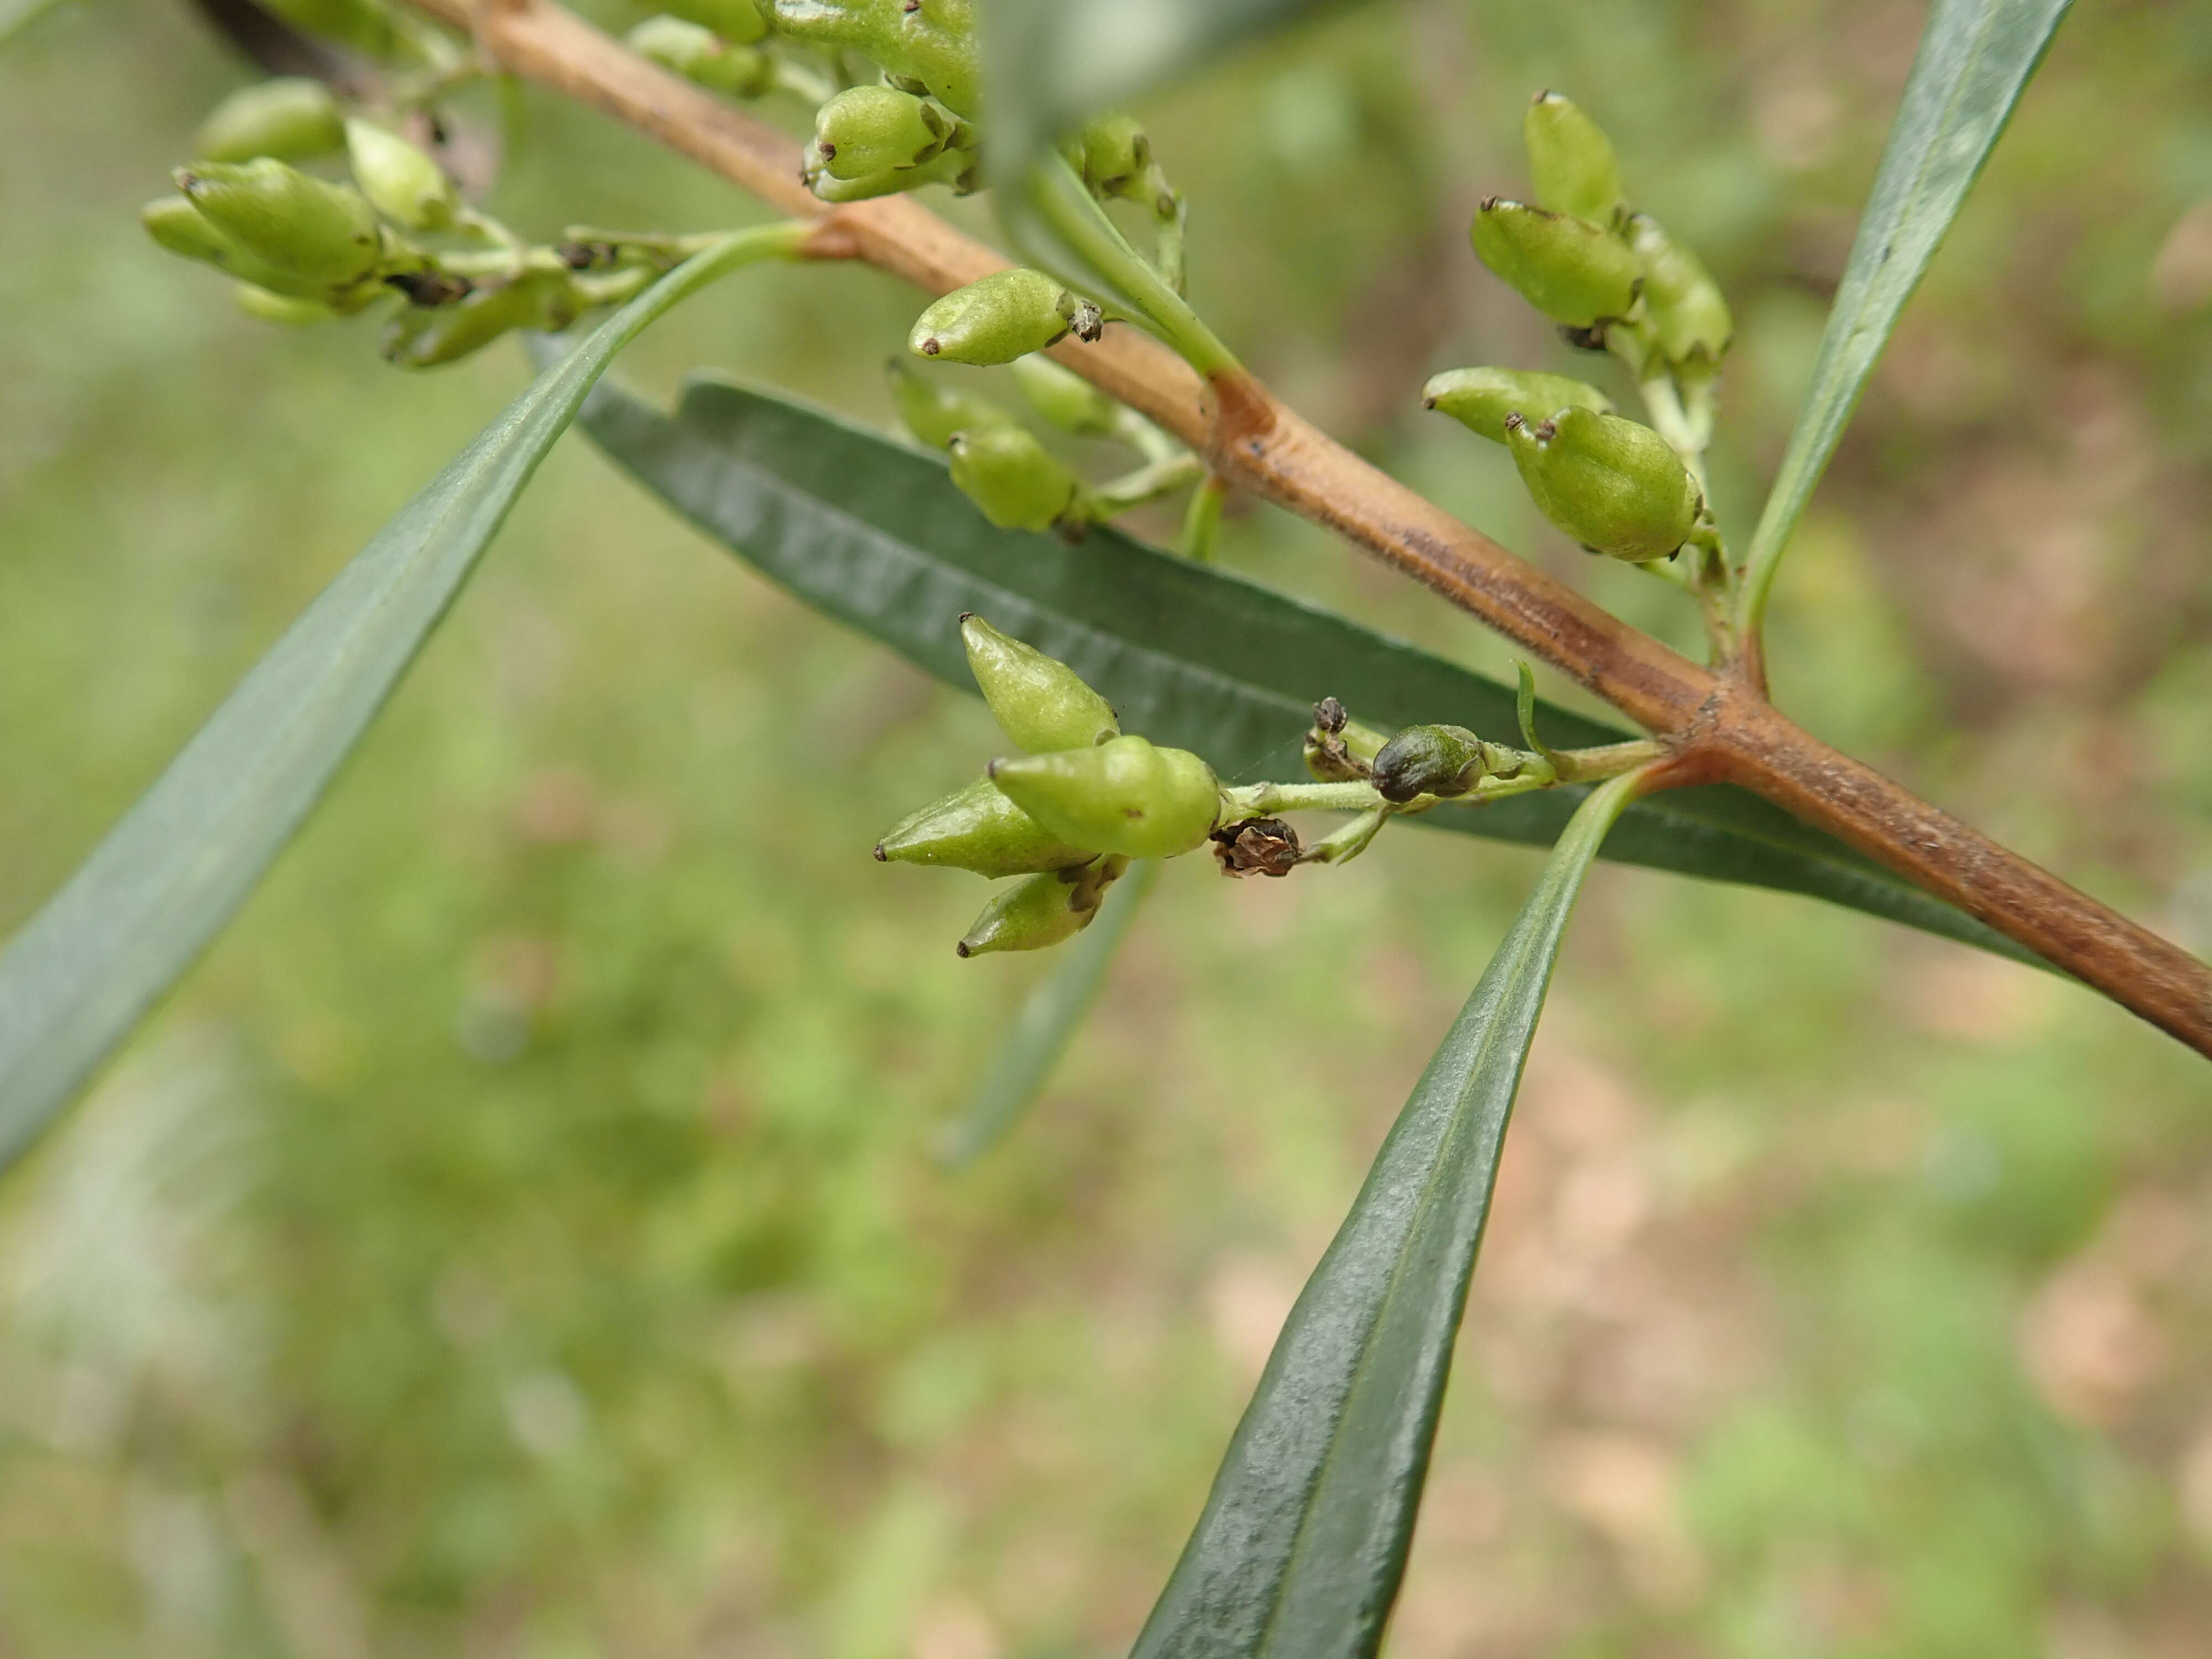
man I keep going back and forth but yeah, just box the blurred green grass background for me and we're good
[4,0,2212,1653]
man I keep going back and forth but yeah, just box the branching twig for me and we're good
[398,0,2212,1058]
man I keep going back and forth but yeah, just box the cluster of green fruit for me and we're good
[1424,92,1734,566]
[138,80,694,366]
[877,618,1224,956]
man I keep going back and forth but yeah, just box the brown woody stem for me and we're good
[405,0,2212,1058]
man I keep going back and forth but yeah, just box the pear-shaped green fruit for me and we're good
[194,79,347,164]
[1524,91,1623,226]
[956,864,1112,957]
[813,84,948,180]
[886,358,1016,451]
[1624,212,1731,369]
[946,426,1082,532]
[1064,111,1149,194]
[346,119,457,232]
[1009,354,1120,435]
[627,15,775,95]
[1370,724,1488,803]
[1470,197,1640,329]
[233,283,344,324]
[989,735,1218,860]
[664,0,768,44]
[1504,406,1702,561]
[1421,366,1614,445]
[875,777,1098,877]
[910,268,1086,365]
[382,271,580,369]
[174,159,383,288]
[961,615,1118,753]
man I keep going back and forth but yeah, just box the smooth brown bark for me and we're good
[408,0,2212,1057]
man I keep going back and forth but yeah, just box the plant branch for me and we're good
[397,0,2212,1059]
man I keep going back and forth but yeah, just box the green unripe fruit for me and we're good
[1524,91,1623,227]
[1624,212,1732,369]
[259,0,424,61]
[1421,367,1614,445]
[1065,112,1149,195]
[627,17,775,96]
[956,863,1117,957]
[946,426,1083,532]
[1371,724,1488,804]
[1009,354,1120,435]
[989,735,1219,860]
[174,159,383,288]
[1470,197,1640,329]
[1504,406,1702,561]
[960,614,1119,753]
[233,283,343,324]
[910,268,1095,366]
[874,778,1098,877]
[662,0,768,44]
[346,119,457,232]
[813,85,948,180]
[880,0,979,118]
[194,79,346,164]
[886,358,1015,451]
[382,271,581,369]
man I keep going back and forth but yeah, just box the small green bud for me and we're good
[1624,212,1732,369]
[946,426,1083,533]
[886,357,1016,451]
[233,283,343,324]
[1421,367,1614,445]
[1524,92,1623,227]
[989,735,1219,860]
[1371,724,1488,804]
[381,271,581,369]
[662,0,768,44]
[626,16,775,96]
[194,78,346,164]
[259,0,424,62]
[1063,112,1149,195]
[802,144,975,203]
[874,777,1098,877]
[1503,406,1702,561]
[812,84,948,180]
[960,614,1119,753]
[909,268,1100,366]
[1470,197,1640,329]
[1009,353,1120,435]
[174,159,383,288]
[956,861,1121,957]
[345,119,457,232]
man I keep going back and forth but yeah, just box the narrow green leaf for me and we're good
[938,858,1156,1169]
[1132,770,1641,1659]
[0,227,804,1172]
[566,369,2041,966]
[1739,0,2073,629]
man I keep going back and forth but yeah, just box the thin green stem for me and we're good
[1024,155,1239,378]
[1088,453,1205,516]
[1180,473,1227,562]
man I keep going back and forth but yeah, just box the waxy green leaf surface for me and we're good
[1130,771,1640,1659]
[1742,0,2074,612]
[0,236,785,1173]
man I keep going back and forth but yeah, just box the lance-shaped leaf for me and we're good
[939,858,1156,1169]
[566,369,2038,966]
[0,227,804,1174]
[1739,0,2074,627]
[1130,770,1641,1658]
